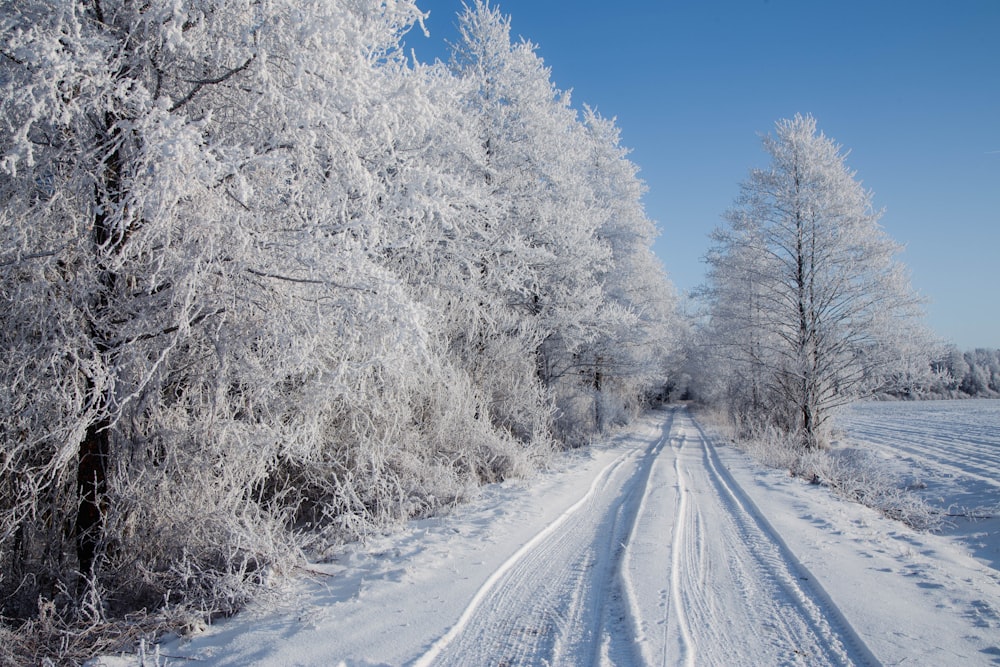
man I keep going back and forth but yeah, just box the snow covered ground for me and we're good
[837,399,1000,569]
[723,400,1000,666]
[96,403,1000,666]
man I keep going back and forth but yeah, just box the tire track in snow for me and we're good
[667,431,696,667]
[412,424,663,667]
[622,407,881,666]
[689,411,882,666]
[605,412,675,666]
[614,415,674,667]
[414,407,880,666]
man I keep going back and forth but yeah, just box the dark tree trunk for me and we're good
[593,357,603,432]
[76,110,124,580]
[75,414,109,577]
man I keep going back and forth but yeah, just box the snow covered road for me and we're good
[624,410,874,666]
[417,407,874,666]
[139,406,891,666]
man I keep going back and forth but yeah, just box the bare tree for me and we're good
[702,114,929,448]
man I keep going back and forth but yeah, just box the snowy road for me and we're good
[142,404,1000,666]
[627,410,875,666]
[413,407,873,666]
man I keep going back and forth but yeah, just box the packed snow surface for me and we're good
[100,403,1000,666]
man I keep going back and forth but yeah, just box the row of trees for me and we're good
[694,114,932,448]
[925,348,1000,398]
[0,0,677,653]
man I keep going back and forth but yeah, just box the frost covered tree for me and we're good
[449,1,659,440]
[700,226,779,431]
[575,108,678,430]
[366,53,555,448]
[345,53,556,484]
[450,0,602,367]
[701,114,928,448]
[0,0,442,642]
[1,0,678,658]
[923,347,1000,398]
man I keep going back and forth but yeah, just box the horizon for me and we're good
[406,0,1000,351]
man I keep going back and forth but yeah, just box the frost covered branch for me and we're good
[168,55,257,112]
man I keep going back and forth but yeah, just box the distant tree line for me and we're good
[897,347,1000,399]
[0,1,677,659]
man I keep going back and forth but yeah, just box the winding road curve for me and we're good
[416,406,876,666]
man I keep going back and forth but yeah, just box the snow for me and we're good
[95,403,1000,666]
[721,399,1000,665]
[837,399,1000,568]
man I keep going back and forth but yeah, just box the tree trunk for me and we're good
[801,402,816,449]
[593,357,603,432]
[75,414,109,577]
[76,111,124,580]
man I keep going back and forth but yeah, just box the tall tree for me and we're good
[365,55,556,449]
[700,225,778,432]
[576,108,678,430]
[0,0,430,623]
[449,1,627,441]
[702,114,928,447]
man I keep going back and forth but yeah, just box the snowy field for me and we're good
[726,400,1000,665]
[837,399,1000,569]
[97,403,1000,666]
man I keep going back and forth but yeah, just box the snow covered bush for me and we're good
[726,419,941,532]
[728,420,805,473]
[799,448,942,531]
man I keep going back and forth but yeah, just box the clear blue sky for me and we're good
[406,1,1000,350]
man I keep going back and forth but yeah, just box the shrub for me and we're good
[713,408,942,532]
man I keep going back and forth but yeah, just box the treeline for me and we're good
[895,348,1000,399]
[0,1,676,659]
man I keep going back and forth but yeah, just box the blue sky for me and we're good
[406,1,999,350]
